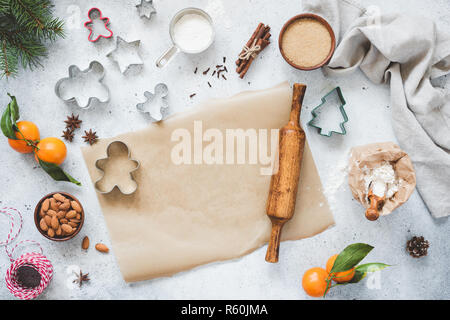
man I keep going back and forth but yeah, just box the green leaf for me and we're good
[356,263,390,274]
[38,159,81,186]
[330,243,374,273]
[1,94,19,139]
[337,263,391,285]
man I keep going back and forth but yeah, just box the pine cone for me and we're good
[406,236,429,258]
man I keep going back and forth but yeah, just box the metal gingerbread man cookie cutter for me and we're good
[94,141,140,195]
[54,60,110,109]
[136,83,169,122]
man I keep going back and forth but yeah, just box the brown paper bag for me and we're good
[348,142,416,216]
[81,82,335,282]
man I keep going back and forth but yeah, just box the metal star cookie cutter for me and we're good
[84,8,113,42]
[307,87,348,137]
[106,36,144,74]
[55,60,110,109]
[136,0,156,20]
[136,83,169,122]
[94,141,140,195]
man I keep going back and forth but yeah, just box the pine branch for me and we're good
[0,39,18,77]
[10,0,64,40]
[0,0,64,78]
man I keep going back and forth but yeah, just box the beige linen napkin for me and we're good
[81,82,335,282]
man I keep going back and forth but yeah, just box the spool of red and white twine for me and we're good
[1,207,53,300]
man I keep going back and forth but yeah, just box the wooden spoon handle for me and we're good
[365,191,385,221]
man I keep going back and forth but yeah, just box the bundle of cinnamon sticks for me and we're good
[236,23,271,79]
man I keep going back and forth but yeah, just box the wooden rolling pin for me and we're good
[265,83,307,263]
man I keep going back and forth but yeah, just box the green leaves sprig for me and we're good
[1,93,19,139]
[1,93,81,186]
[324,243,390,297]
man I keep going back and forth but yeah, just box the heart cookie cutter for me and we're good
[54,60,110,109]
[307,86,348,137]
[136,83,169,122]
[84,8,113,42]
[94,141,140,195]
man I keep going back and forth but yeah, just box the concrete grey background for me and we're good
[0,0,449,300]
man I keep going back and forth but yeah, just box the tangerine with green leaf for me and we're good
[34,137,67,165]
[326,254,356,283]
[302,267,330,297]
[7,121,40,153]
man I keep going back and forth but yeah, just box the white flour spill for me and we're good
[173,14,213,52]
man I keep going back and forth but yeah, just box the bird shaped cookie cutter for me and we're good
[307,87,348,137]
[94,141,140,195]
[84,8,113,42]
[136,83,169,122]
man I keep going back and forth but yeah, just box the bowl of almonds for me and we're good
[34,192,84,241]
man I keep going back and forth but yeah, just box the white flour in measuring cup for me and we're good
[173,13,214,53]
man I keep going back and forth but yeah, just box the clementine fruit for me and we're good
[34,137,67,165]
[302,267,330,297]
[7,121,40,153]
[326,254,356,283]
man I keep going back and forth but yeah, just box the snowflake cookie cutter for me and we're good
[136,83,169,122]
[94,141,140,195]
[84,8,113,42]
[54,60,110,109]
[307,86,348,137]
[106,36,144,75]
[136,0,157,20]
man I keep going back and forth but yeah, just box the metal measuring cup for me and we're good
[156,8,214,68]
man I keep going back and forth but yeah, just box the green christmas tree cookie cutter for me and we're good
[307,87,348,137]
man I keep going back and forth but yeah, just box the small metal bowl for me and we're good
[279,13,336,71]
[34,192,84,241]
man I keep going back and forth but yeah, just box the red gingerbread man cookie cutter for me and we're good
[84,8,113,42]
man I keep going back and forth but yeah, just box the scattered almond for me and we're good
[95,243,109,253]
[82,236,90,250]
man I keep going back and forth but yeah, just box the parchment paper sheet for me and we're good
[81,82,335,282]
[348,142,416,216]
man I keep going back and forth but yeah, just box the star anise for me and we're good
[61,128,74,142]
[73,270,90,288]
[65,114,82,130]
[82,129,98,145]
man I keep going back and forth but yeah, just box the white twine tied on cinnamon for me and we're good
[238,38,261,61]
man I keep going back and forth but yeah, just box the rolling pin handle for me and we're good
[265,220,284,263]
